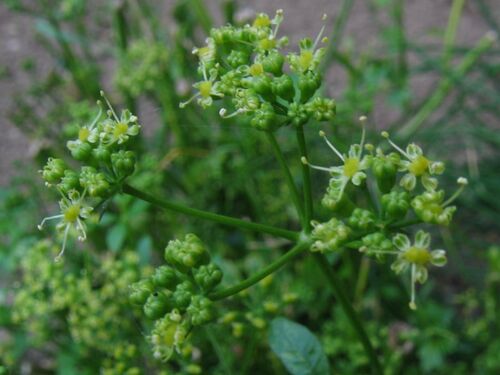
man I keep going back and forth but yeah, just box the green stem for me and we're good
[389,217,422,229]
[396,32,496,140]
[209,240,311,300]
[265,131,305,227]
[322,0,355,72]
[122,184,298,241]
[113,1,136,112]
[313,253,383,375]
[204,326,232,374]
[296,126,313,232]
[392,0,409,95]
[442,0,465,67]
[192,0,213,35]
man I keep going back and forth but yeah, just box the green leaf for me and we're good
[106,224,127,252]
[269,317,330,375]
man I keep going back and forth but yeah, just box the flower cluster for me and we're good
[12,241,147,364]
[115,40,169,96]
[129,234,223,361]
[305,120,467,308]
[38,92,141,260]
[180,10,336,130]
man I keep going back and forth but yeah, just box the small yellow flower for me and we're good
[382,132,444,191]
[38,189,93,261]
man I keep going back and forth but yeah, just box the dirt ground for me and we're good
[0,0,497,186]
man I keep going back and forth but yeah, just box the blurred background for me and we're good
[0,0,499,374]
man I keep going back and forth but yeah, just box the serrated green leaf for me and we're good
[269,317,330,375]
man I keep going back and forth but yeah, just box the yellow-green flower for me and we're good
[391,231,447,310]
[382,132,444,191]
[303,118,369,205]
[38,189,93,261]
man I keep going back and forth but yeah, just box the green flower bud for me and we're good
[172,281,195,310]
[245,74,273,99]
[79,166,111,197]
[360,232,393,260]
[129,279,155,306]
[305,96,336,121]
[41,158,66,185]
[381,190,410,220]
[219,68,245,96]
[57,170,80,192]
[298,71,321,102]
[227,50,250,68]
[111,150,136,177]
[321,179,355,215]
[67,140,92,161]
[143,292,172,320]
[151,266,180,290]
[271,74,294,101]
[311,218,351,253]
[260,50,285,76]
[164,234,210,273]
[250,102,276,131]
[372,152,400,193]
[193,263,223,292]
[187,296,214,326]
[92,144,111,163]
[287,102,309,127]
[348,208,376,231]
[411,190,456,226]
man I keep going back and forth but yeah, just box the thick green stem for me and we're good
[296,126,313,232]
[266,131,305,227]
[209,240,311,300]
[396,32,496,140]
[122,184,298,241]
[313,253,383,375]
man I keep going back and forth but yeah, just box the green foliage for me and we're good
[269,317,330,375]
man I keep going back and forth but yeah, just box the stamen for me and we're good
[38,214,63,230]
[87,101,103,130]
[319,130,344,161]
[409,264,417,310]
[272,9,284,38]
[381,131,409,158]
[442,177,468,206]
[179,93,200,108]
[313,14,328,49]
[301,156,332,172]
[55,224,71,262]
[100,91,119,122]
[219,108,245,119]
[76,219,87,242]
[359,116,367,153]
